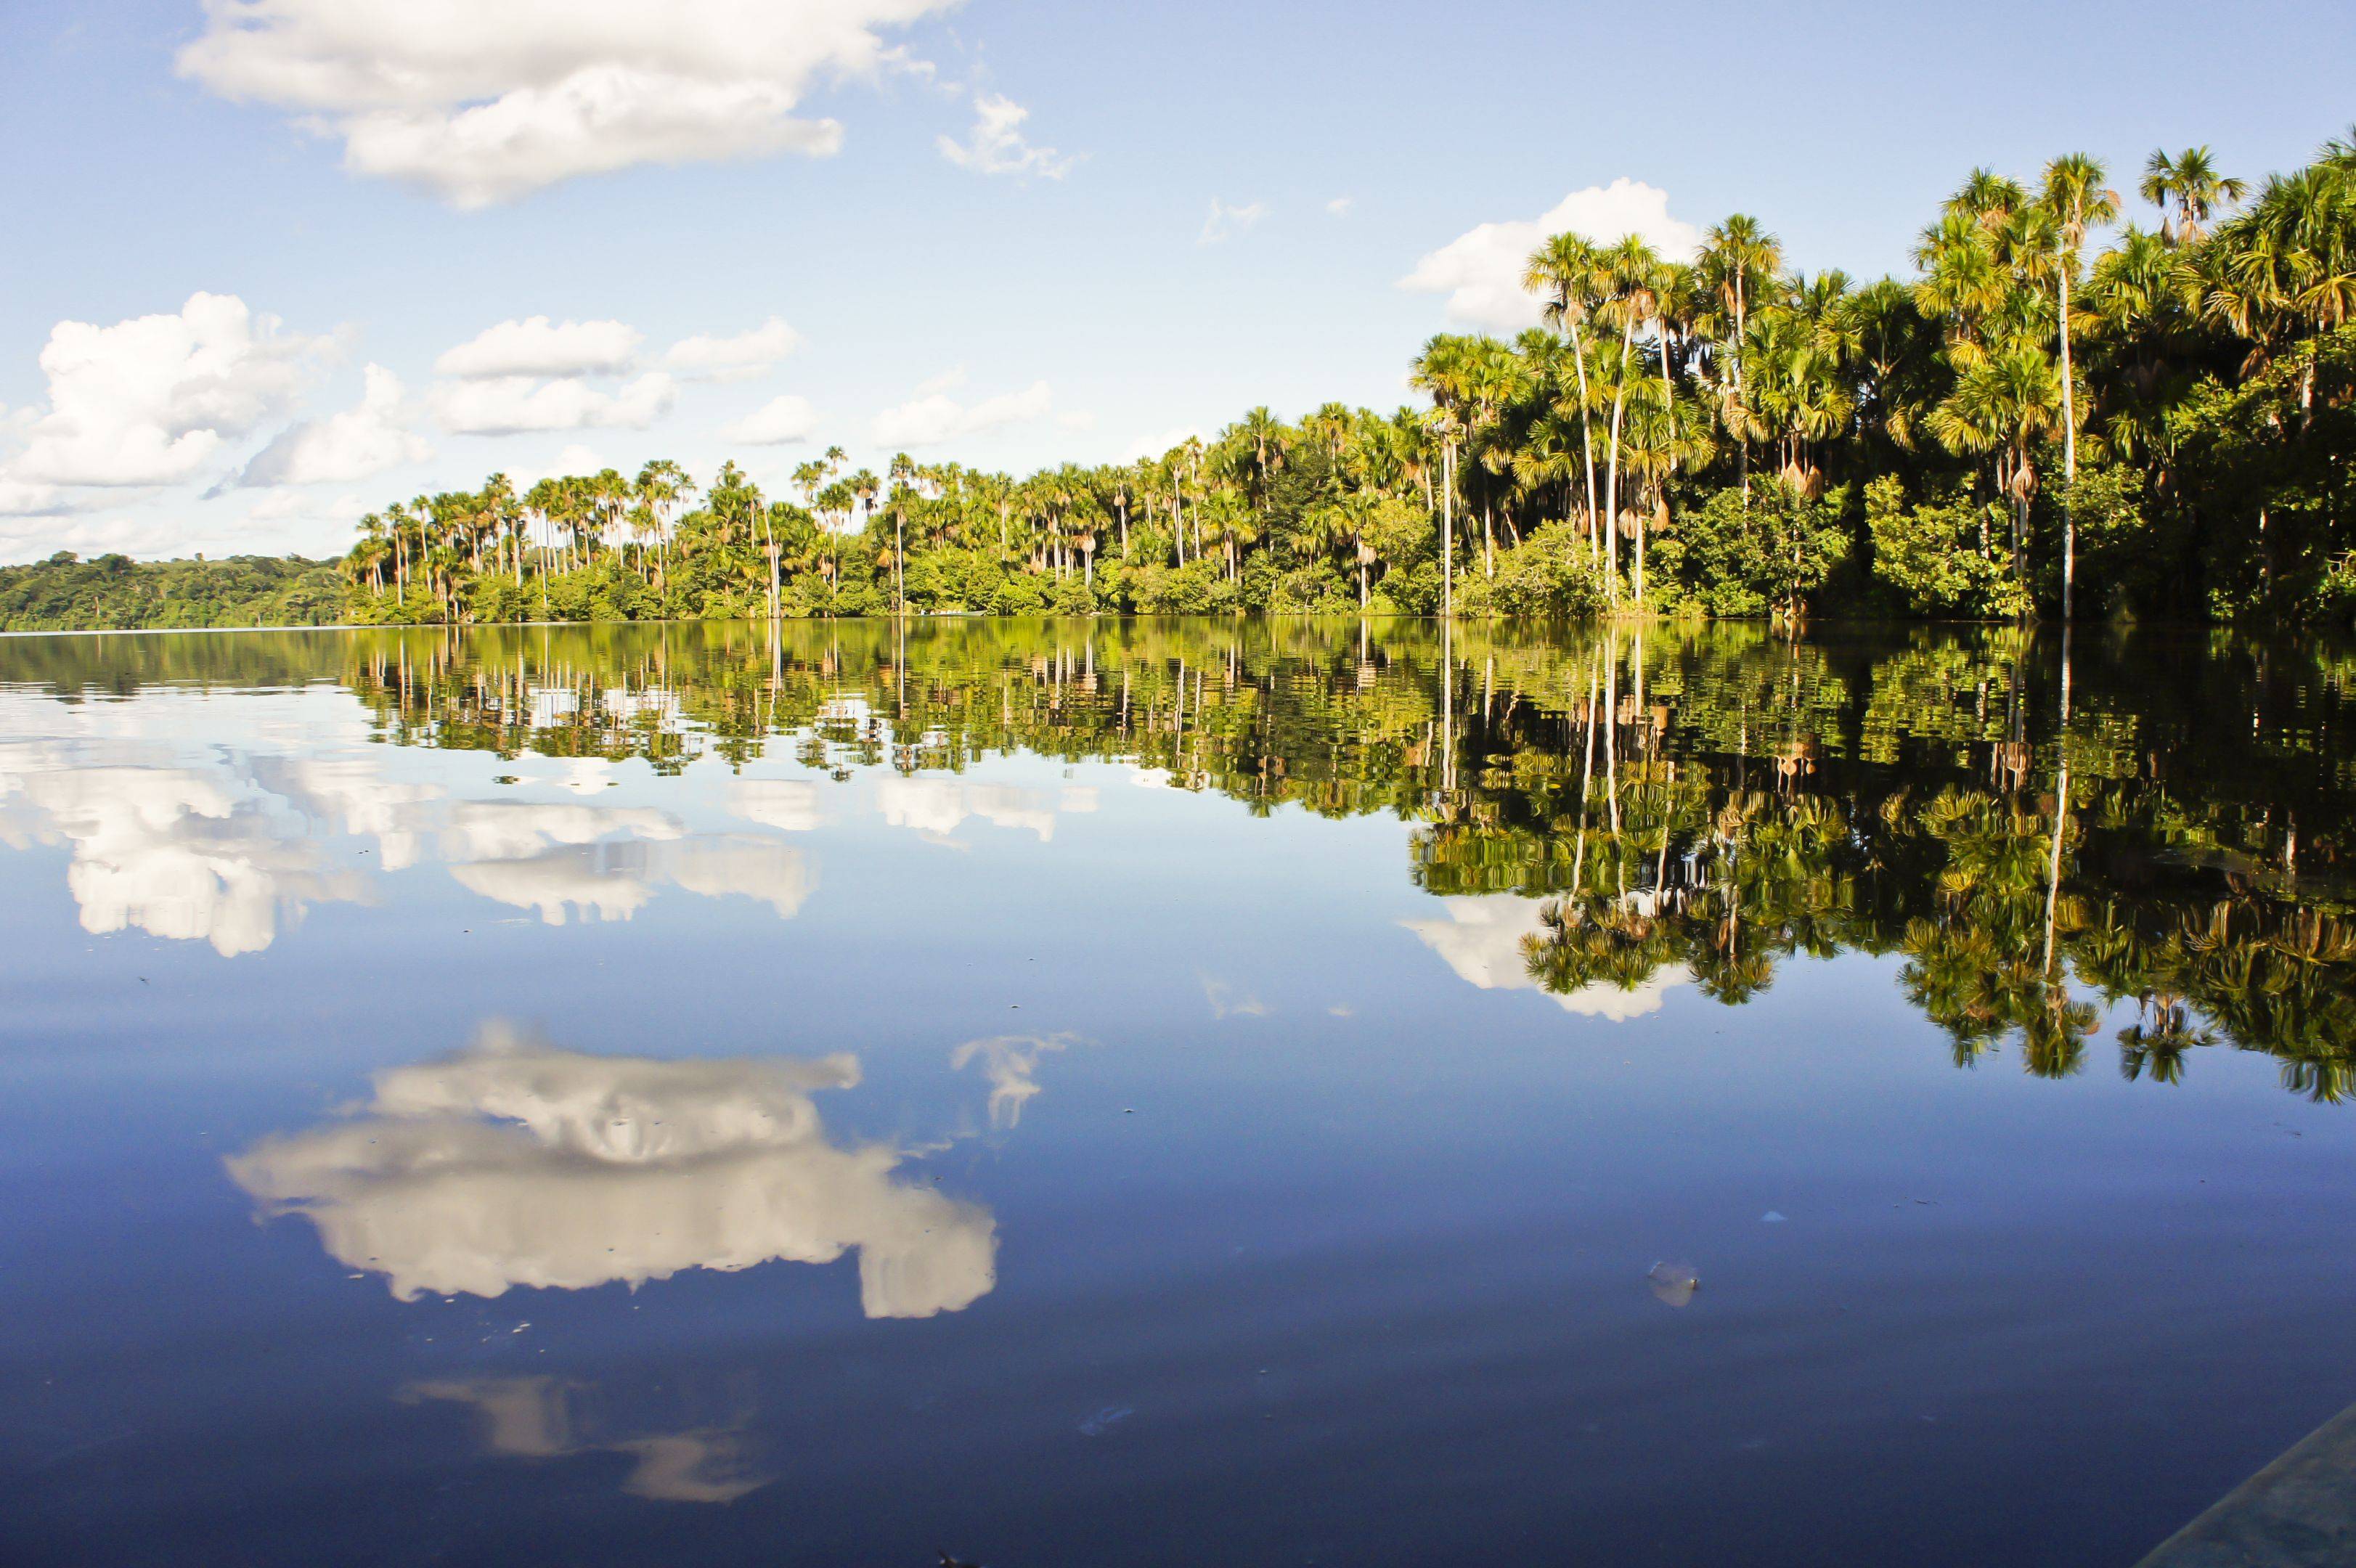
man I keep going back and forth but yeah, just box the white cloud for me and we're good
[436,317,643,379]
[7,293,336,489]
[1120,427,1203,463]
[1056,411,1096,431]
[227,1026,997,1318]
[936,92,1075,179]
[1199,199,1267,245]
[721,393,817,446]
[0,478,68,518]
[176,0,958,208]
[1401,893,1690,1020]
[1326,196,1353,217]
[869,380,1051,448]
[505,443,607,490]
[240,489,369,531]
[237,364,431,486]
[665,317,802,380]
[913,364,966,396]
[1400,179,1703,334]
[432,372,677,435]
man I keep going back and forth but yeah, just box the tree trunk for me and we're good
[2058,252,2077,621]
[1440,441,1455,620]
[1604,317,1633,603]
[1567,317,1599,549]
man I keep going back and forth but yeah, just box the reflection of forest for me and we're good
[15,618,2352,1097]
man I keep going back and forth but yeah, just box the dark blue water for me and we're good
[1,621,2351,1566]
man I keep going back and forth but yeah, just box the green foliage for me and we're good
[1454,522,1610,618]
[1866,476,2029,618]
[0,553,346,632]
[2059,464,2165,617]
[1679,483,1852,617]
[31,138,2356,630]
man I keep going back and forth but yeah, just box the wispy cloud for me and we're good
[937,93,1077,180]
[1199,199,1268,245]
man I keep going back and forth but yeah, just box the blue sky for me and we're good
[1,0,2349,561]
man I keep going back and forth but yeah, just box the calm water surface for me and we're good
[3,618,2354,1567]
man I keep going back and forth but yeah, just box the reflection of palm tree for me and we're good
[2119,997,2212,1085]
[2022,984,2099,1078]
[322,621,2356,1106]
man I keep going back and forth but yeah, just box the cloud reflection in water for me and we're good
[227,1026,995,1318]
[401,1376,770,1503]
[1403,894,1690,1021]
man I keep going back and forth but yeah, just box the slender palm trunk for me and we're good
[1734,285,1750,504]
[1604,317,1634,602]
[1567,319,1599,549]
[2058,252,2078,621]
[1440,441,1456,620]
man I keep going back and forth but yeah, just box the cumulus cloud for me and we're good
[1199,199,1267,245]
[0,478,68,518]
[175,0,958,208]
[236,364,431,487]
[1401,893,1690,1020]
[869,380,1050,448]
[431,372,677,435]
[1326,196,1353,217]
[1400,179,1703,334]
[720,394,817,446]
[936,92,1075,179]
[6,293,336,489]
[226,1026,998,1317]
[664,317,802,380]
[436,317,643,379]
[1120,427,1204,463]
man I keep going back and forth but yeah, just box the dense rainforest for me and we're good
[13,136,2356,633]
[0,552,345,632]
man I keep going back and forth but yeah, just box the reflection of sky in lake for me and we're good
[2,626,2355,1568]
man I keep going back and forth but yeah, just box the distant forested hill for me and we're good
[0,552,346,632]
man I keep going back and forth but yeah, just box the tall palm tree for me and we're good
[1599,235,1663,599]
[887,452,917,614]
[1523,231,1607,535]
[2140,146,2246,244]
[1928,346,2063,602]
[634,460,693,594]
[1410,335,1476,607]
[1696,215,1785,498]
[2041,153,2120,619]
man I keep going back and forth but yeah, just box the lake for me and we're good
[1,618,2352,1567]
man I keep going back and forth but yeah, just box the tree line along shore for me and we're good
[7,135,2353,635]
